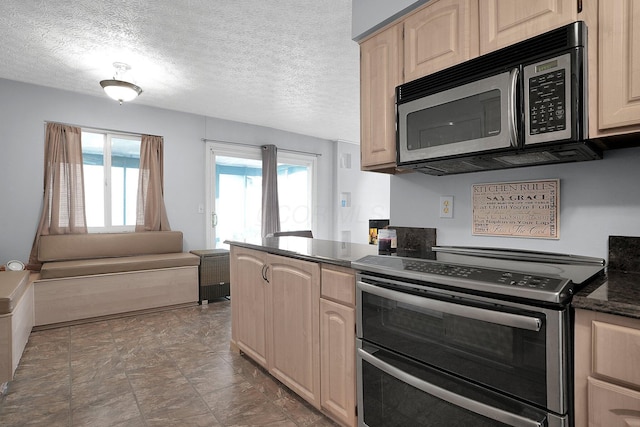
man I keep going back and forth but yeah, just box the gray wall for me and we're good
[0,78,338,265]
[390,147,640,260]
[335,141,390,244]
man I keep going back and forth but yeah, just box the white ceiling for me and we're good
[0,1,361,143]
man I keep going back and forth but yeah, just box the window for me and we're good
[208,143,316,248]
[82,131,141,231]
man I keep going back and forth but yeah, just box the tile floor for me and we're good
[0,299,339,427]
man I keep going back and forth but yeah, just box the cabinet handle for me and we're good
[261,265,270,283]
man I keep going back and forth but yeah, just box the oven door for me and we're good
[357,339,568,427]
[356,275,570,415]
[397,68,519,165]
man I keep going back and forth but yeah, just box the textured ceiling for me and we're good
[0,0,360,143]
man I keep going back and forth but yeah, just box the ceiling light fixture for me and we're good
[100,62,142,104]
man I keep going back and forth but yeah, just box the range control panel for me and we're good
[352,255,574,304]
[400,258,563,290]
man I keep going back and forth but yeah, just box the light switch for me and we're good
[440,196,453,218]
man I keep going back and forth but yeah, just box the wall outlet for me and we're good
[440,196,453,218]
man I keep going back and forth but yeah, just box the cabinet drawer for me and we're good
[588,376,640,426]
[593,321,640,387]
[321,265,355,306]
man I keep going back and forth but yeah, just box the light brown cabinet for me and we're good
[360,24,402,172]
[596,0,640,133]
[230,248,357,426]
[404,0,479,82]
[478,0,578,54]
[230,246,321,408]
[574,309,640,427]
[231,246,268,367]
[320,265,356,427]
[359,0,640,171]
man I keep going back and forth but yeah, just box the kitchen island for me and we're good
[227,237,377,427]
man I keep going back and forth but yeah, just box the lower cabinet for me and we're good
[230,247,357,426]
[574,309,640,427]
[231,246,321,407]
[320,265,357,427]
[588,377,640,426]
[231,246,269,367]
[268,254,321,407]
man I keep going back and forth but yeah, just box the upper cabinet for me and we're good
[360,0,478,173]
[404,0,479,82]
[597,0,640,133]
[478,0,578,54]
[360,24,402,171]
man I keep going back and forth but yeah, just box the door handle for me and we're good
[357,280,542,332]
[211,213,218,227]
[358,347,543,427]
[261,265,270,283]
[508,67,520,148]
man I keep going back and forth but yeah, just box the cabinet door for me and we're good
[404,0,479,82]
[360,24,402,172]
[479,0,578,54]
[320,298,356,427]
[592,320,640,387]
[599,0,640,130]
[230,246,268,368]
[267,254,321,407]
[589,377,640,426]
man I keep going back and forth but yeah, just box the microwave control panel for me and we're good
[529,69,566,134]
[524,52,573,144]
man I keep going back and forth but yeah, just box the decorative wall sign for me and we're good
[472,179,559,239]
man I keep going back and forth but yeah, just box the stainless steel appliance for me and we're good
[352,247,605,426]
[396,21,602,175]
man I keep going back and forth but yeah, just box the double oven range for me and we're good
[352,247,605,427]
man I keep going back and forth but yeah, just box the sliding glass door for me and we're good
[206,142,316,248]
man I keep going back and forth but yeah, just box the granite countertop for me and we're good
[573,271,640,319]
[226,237,379,268]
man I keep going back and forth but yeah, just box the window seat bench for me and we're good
[0,270,33,385]
[33,231,200,327]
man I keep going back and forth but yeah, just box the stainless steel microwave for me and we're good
[396,21,602,175]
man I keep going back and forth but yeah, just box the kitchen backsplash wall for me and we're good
[608,236,640,273]
[390,146,640,260]
[388,226,436,259]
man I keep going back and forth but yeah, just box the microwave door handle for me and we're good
[508,67,520,148]
[358,347,543,427]
[357,281,542,332]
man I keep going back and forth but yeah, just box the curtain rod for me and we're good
[201,138,322,157]
[44,121,160,138]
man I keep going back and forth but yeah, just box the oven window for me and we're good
[359,343,548,427]
[407,89,502,150]
[360,289,548,408]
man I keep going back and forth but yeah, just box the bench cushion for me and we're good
[0,271,31,315]
[39,252,200,279]
[38,231,184,262]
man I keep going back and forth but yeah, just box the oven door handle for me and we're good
[358,346,543,427]
[357,281,542,332]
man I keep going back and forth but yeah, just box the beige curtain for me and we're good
[28,122,87,269]
[261,144,280,237]
[135,135,170,231]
